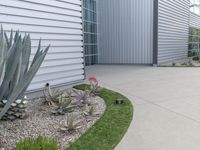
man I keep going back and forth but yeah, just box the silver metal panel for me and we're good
[0,0,84,91]
[97,0,153,64]
[190,12,200,28]
[157,0,190,64]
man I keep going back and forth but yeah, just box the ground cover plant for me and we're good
[67,84,133,150]
[13,136,58,150]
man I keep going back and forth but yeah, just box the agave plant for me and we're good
[73,89,90,106]
[60,113,83,134]
[0,27,49,120]
[51,94,76,115]
[83,105,96,117]
[43,84,64,106]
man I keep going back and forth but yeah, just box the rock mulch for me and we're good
[0,99,28,121]
[0,94,106,150]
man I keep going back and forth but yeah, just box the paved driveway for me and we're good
[86,65,200,150]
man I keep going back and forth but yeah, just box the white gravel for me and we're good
[0,94,106,150]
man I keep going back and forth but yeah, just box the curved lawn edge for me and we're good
[67,84,133,150]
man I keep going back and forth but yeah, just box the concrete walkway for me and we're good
[86,65,200,150]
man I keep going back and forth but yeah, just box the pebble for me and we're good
[11,103,17,107]
[2,100,7,104]
[15,99,22,104]
[0,91,106,150]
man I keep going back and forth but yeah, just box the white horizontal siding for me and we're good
[0,1,81,17]
[0,7,81,23]
[157,0,189,64]
[0,15,82,29]
[0,0,84,91]
[2,24,82,34]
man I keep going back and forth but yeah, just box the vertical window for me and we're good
[188,27,200,58]
[83,0,98,66]
[189,1,200,57]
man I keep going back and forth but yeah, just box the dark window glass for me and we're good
[83,0,98,66]
[188,27,200,57]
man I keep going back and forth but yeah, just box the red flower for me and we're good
[88,77,98,84]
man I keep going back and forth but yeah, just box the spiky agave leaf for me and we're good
[20,34,31,78]
[0,35,22,100]
[31,39,42,67]
[0,26,7,85]
[4,29,13,50]
[60,114,83,134]
[0,46,49,119]
[0,27,50,120]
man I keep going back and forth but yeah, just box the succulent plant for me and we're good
[83,105,95,116]
[0,27,50,120]
[60,113,83,134]
[88,77,101,96]
[51,97,75,115]
[89,83,101,96]
[73,89,90,106]
[43,84,63,106]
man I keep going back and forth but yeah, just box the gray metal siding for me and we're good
[190,12,200,28]
[157,0,190,64]
[0,0,84,91]
[97,0,153,64]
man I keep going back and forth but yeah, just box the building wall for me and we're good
[0,0,84,91]
[157,0,190,64]
[97,0,153,64]
[190,12,200,28]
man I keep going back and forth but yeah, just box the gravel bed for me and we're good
[0,93,106,150]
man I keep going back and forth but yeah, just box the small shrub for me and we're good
[172,62,176,66]
[14,136,58,150]
[188,51,193,57]
[193,51,198,57]
[193,56,199,61]
[181,62,187,66]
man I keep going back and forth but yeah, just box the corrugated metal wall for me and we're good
[157,0,190,64]
[190,12,200,28]
[97,0,153,64]
[0,0,84,91]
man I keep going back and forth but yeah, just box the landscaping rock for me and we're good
[11,103,17,107]
[16,99,22,104]
[0,93,106,150]
[2,100,7,104]
[0,98,28,121]
[7,115,16,121]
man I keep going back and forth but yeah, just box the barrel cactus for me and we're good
[0,27,49,120]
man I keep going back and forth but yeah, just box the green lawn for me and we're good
[67,84,133,150]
